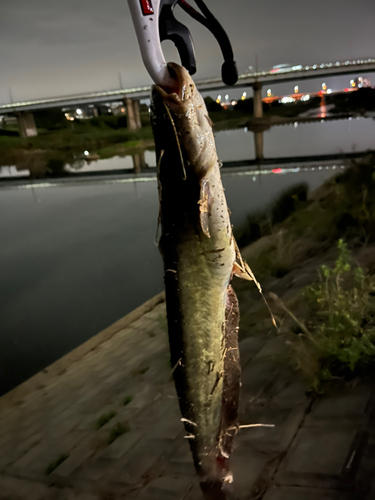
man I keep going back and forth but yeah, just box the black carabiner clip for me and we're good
[159,0,238,85]
[159,0,197,76]
[178,0,238,85]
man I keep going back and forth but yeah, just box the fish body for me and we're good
[150,63,241,495]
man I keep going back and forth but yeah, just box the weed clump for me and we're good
[282,239,375,391]
[45,453,69,475]
[122,395,133,406]
[96,410,116,430]
[108,422,130,444]
[133,365,149,376]
[271,182,308,225]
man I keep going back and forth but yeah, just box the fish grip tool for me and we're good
[127,0,238,87]
[177,0,238,85]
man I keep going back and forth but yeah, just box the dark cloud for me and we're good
[1,0,375,102]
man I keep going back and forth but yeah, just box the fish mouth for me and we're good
[153,63,194,112]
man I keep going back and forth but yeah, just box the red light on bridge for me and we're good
[272,168,283,174]
[140,0,154,15]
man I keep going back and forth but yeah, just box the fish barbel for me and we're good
[150,63,246,497]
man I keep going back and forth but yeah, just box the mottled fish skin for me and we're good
[150,63,240,494]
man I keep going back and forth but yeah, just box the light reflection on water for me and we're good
[215,116,375,162]
[1,116,375,180]
[64,150,156,173]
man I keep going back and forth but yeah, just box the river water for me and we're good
[0,116,374,395]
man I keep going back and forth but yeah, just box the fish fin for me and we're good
[233,238,261,287]
[198,179,212,238]
[233,238,279,330]
[218,285,240,463]
[233,261,252,281]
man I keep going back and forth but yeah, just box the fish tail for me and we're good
[200,472,239,500]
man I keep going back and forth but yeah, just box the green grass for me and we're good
[122,395,133,406]
[0,122,154,161]
[279,240,375,392]
[108,422,130,444]
[96,410,116,430]
[45,453,69,475]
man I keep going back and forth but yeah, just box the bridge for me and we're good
[1,58,375,138]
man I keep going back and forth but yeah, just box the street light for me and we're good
[294,86,299,94]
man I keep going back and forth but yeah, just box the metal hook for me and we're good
[127,0,237,87]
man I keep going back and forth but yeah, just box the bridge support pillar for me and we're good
[133,100,142,129]
[125,98,137,130]
[253,82,263,119]
[254,131,264,162]
[132,150,146,173]
[17,112,38,138]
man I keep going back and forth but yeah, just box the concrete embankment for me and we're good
[0,280,374,499]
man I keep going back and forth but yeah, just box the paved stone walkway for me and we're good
[0,287,374,500]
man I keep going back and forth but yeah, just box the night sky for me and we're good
[1,0,375,103]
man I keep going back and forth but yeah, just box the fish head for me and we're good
[150,63,217,178]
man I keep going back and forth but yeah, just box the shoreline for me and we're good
[0,291,165,411]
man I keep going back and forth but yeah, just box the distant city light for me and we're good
[350,79,356,88]
[294,86,299,93]
[279,96,295,103]
[231,100,237,106]
[327,89,332,94]
[76,109,82,115]
[84,150,89,156]
[267,89,272,97]
[301,94,310,101]
[225,94,229,100]
[322,82,327,90]
[241,92,247,100]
